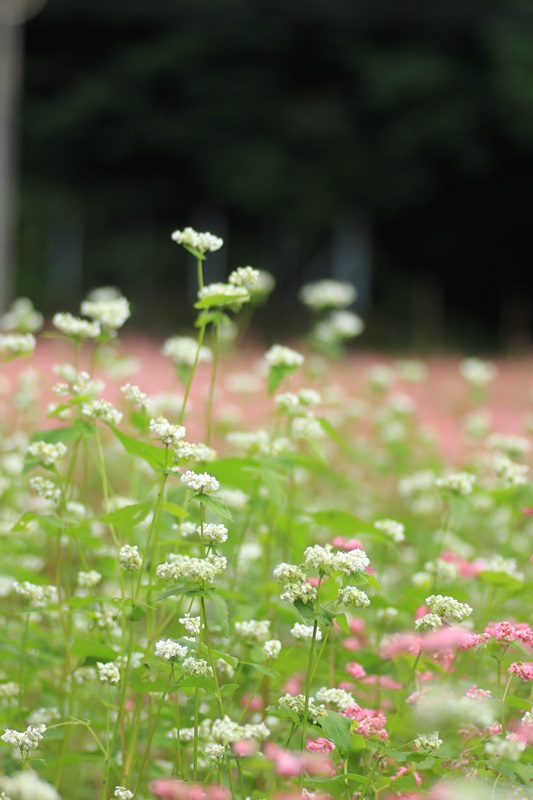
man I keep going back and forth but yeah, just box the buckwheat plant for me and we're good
[2,228,533,800]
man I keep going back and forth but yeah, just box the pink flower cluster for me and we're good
[486,621,533,646]
[306,737,336,753]
[381,626,473,659]
[332,536,363,551]
[343,703,387,740]
[264,742,335,777]
[508,661,533,680]
[151,779,230,800]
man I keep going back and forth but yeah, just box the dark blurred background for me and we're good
[2,0,533,350]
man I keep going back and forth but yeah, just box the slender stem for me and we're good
[133,671,173,795]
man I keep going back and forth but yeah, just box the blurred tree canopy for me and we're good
[16,0,533,347]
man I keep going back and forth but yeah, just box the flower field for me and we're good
[0,231,533,800]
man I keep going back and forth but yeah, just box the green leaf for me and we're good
[219,683,239,698]
[335,613,351,636]
[478,570,523,591]
[128,604,147,622]
[204,647,239,669]
[294,599,315,623]
[71,638,118,662]
[319,710,352,758]
[177,675,216,693]
[239,661,279,678]
[317,417,357,456]
[163,502,187,519]
[205,592,229,637]
[194,493,233,522]
[110,426,168,471]
[100,501,151,529]
[268,364,298,395]
[11,512,66,533]
[207,458,259,493]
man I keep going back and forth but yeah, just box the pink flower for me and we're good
[332,536,363,551]
[343,703,387,739]
[233,740,257,757]
[487,621,517,641]
[362,675,403,690]
[306,737,336,753]
[465,685,492,699]
[239,693,262,711]
[151,779,230,800]
[345,661,366,679]
[264,743,335,778]
[508,661,533,680]
[460,632,490,650]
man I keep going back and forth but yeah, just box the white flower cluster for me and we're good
[398,470,436,498]
[291,623,322,641]
[179,614,201,636]
[155,639,188,661]
[313,310,364,343]
[276,389,321,415]
[459,358,497,386]
[263,639,282,659]
[374,518,405,543]
[483,555,523,582]
[180,470,220,494]
[162,336,212,366]
[149,417,186,446]
[77,570,102,589]
[80,296,130,331]
[425,594,473,622]
[265,344,305,368]
[235,619,270,642]
[171,227,223,253]
[198,523,228,544]
[211,715,270,746]
[29,476,61,506]
[53,366,104,398]
[435,471,476,496]
[27,440,67,466]
[228,266,260,288]
[0,771,60,800]
[27,707,60,726]
[96,661,120,685]
[156,554,227,584]
[1,297,43,333]
[279,693,326,723]
[198,282,250,308]
[205,742,226,762]
[1,724,46,756]
[316,686,355,712]
[303,543,370,576]
[487,433,531,458]
[338,586,370,607]
[0,682,19,701]
[181,657,213,677]
[119,544,142,572]
[226,429,292,457]
[81,400,123,426]
[53,313,100,339]
[299,280,357,310]
[174,441,217,463]
[492,455,529,489]
[415,613,443,632]
[121,383,148,410]
[114,788,134,800]
[484,735,525,761]
[414,731,442,751]
[0,333,36,358]
[13,581,57,606]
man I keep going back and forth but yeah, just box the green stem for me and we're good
[133,671,173,795]
[206,322,220,446]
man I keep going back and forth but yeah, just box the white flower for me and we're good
[1,724,46,756]
[291,415,325,440]
[425,594,473,622]
[228,266,260,288]
[155,639,188,661]
[0,333,36,357]
[81,400,123,426]
[156,554,227,584]
[1,297,43,333]
[0,771,60,800]
[114,788,134,800]
[333,548,370,575]
[149,417,186,445]
[76,570,102,589]
[338,586,370,607]
[435,472,476,496]
[492,455,528,489]
[414,731,442,751]
[279,693,326,723]
[119,545,142,572]
[121,383,148,410]
[174,441,217,463]
[181,470,220,494]
[171,227,223,253]
[179,614,201,636]
[291,623,322,641]
[13,581,58,607]
[29,476,61,506]
[235,620,271,642]
[299,280,357,310]
[263,639,282,659]
[313,310,364,342]
[374,519,405,543]
[415,614,443,632]
[181,657,213,677]
[265,344,304,368]
[316,687,354,712]
[27,441,67,466]
[162,336,212,366]
[52,313,100,339]
[80,296,130,331]
[96,662,120,685]
[198,523,228,544]
[459,358,496,386]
